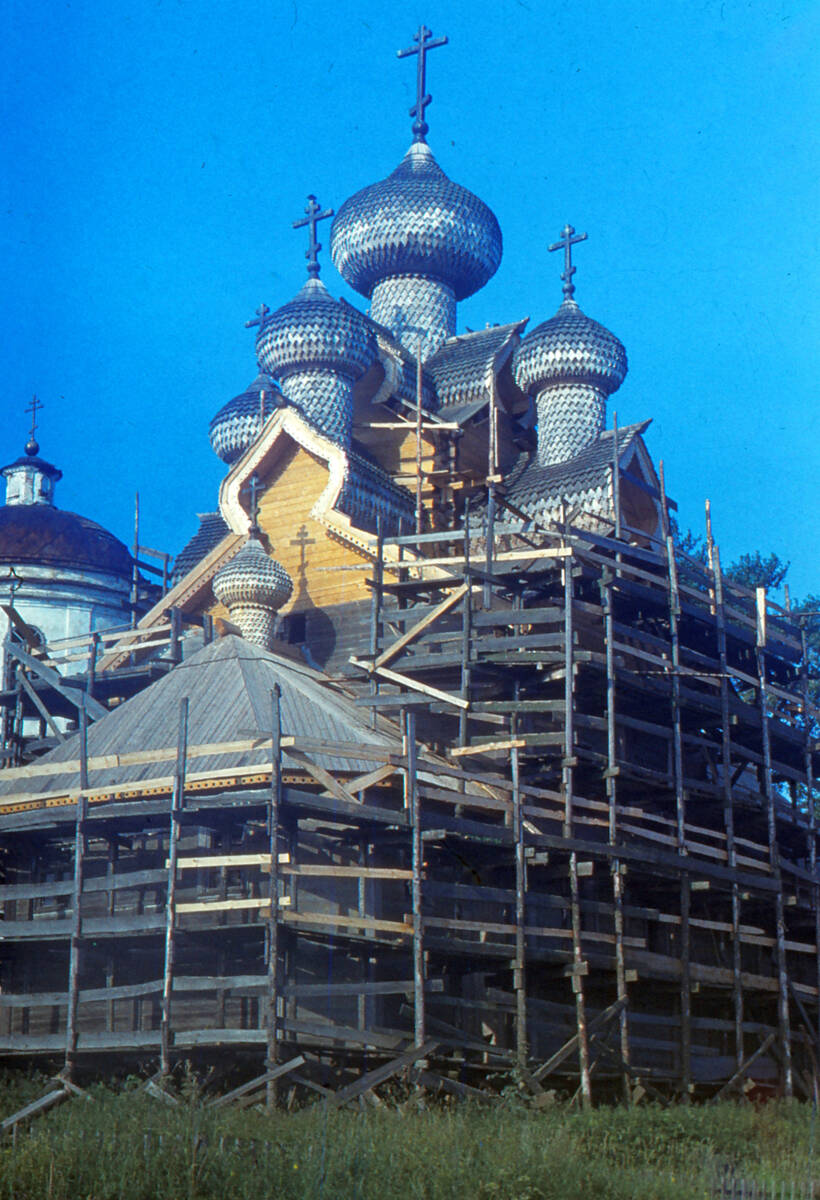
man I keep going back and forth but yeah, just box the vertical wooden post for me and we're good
[405,710,425,1048]
[562,542,591,1106]
[603,571,630,1100]
[713,546,744,1069]
[459,502,472,753]
[611,412,621,541]
[86,632,99,700]
[659,463,691,1100]
[511,684,527,1068]
[169,608,182,665]
[130,491,140,642]
[160,697,188,1076]
[415,344,424,537]
[756,587,793,1096]
[369,518,384,731]
[64,708,88,1079]
[484,486,496,611]
[266,685,282,1105]
[668,534,691,1099]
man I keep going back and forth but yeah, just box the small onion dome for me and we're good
[212,537,293,649]
[330,142,502,302]
[255,277,376,383]
[209,372,282,464]
[513,298,627,396]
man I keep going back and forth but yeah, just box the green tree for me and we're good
[724,551,790,591]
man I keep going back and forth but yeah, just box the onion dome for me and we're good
[513,227,627,466]
[331,143,502,302]
[513,297,627,395]
[209,372,282,465]
[255,276,377,448]
[212,537,293,650]
[330,143,502,359]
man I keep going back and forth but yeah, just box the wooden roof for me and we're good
[0,635,399,803]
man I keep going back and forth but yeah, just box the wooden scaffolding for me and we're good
[0,505,817,1105]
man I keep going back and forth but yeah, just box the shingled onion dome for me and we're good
[255,277,376,450]
[209,372,282,465]
[330,143,502,361]
[513,227,627,465]
[212,537,293,650]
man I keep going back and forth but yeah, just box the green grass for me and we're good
[0,1072,816,1199]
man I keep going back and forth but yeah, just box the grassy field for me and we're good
[0,1071,817,1199]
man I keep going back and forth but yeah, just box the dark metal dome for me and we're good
[513,298,627,396]
[255,278,376,381]
[0,506,133,577]
[330,142,502,302]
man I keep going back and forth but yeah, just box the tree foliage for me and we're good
[724,551,790,592]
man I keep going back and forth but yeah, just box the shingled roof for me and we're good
[172,512,231,584]
[0,635,399,803]
[426,321,527,416]
[497,421,652,527]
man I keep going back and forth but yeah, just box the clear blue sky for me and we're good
[2,0,817,595]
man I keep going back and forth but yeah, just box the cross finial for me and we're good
[293,195,334,279]
[397,25,448,143]
[244,472,262,535]
[245,303,270,330]
[25,394,42,454]
[548,224,588,299]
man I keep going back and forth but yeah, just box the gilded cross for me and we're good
[245,303,270,330]
[397,25,448,143]
[293,195,334,279]
[25,394,42,444]
[548,224,588,299]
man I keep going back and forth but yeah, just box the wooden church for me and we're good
[0,26,817,1108]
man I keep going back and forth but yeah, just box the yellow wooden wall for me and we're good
[206,438,371,622]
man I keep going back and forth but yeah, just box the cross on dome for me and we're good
[548,224,588,300]
[397,24,448,143]
[245,303,270,330]
[25,394,42,455]
[293,195,334,278]
[244,472,262,535]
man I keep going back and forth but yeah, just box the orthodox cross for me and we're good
[548,224,588,299]
[290,524,315,580]
[245,303,270,330]
[397,24,448,143]
[244,472,262,534]
[25,394,42,444]
[293,195,334,279]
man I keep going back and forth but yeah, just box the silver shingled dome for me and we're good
[513,298,627,396]
[209,372,281,464]
[212,537,293,648]
[255,277,376,382]
[330,143,502,302]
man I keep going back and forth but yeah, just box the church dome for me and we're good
[212,537,293,612]
[0,506,133,578]
[212,537,293,648]
[513,298,627,397]
[330,142,502,302]
[209,372,282,464]
[255,277,376,382]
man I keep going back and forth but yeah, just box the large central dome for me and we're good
[330,142,502,303]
